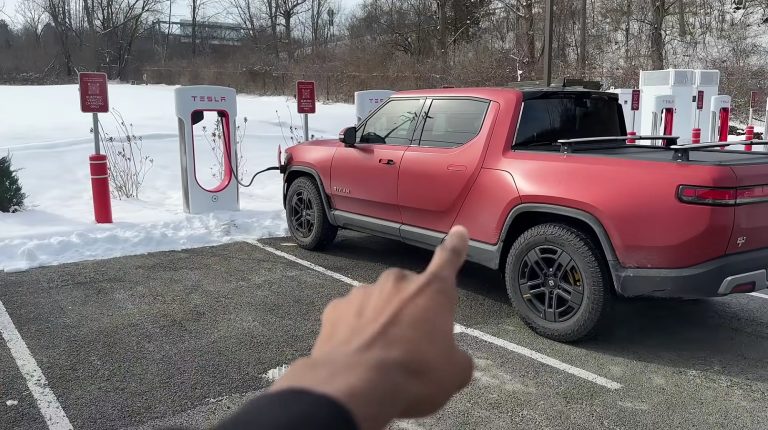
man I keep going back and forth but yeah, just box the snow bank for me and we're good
[0,84,355,272]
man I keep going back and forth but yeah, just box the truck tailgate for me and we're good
[728,164,768,254]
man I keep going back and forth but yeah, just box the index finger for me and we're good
[423,225,469,282]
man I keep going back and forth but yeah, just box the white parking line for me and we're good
[749,292,768,300]
[0,299,73,430]
[248,240,623,390]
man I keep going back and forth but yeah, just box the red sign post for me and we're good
[691,90,705,144]
[78,72,112,223]
[627,89,640,143]
[296,80,316,114]
[630,89,640,111]
[296,80,316,141]
[79,72,109,113]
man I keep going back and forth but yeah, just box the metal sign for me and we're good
[696,90,704,110]
[79,72,109,113]
[631,89,640,111]
[296,81,316,114]
[750,91,760,109]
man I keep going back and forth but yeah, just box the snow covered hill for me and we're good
[0,84,355,272]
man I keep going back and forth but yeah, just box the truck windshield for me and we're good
[514,94,625,147]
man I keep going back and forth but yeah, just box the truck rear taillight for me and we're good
[678,185,768,206]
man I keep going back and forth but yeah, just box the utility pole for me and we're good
[543,0,554,86]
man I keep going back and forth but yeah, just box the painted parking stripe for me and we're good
[749,292,768,300]
[248,239,623,390]
[0,299,73,430]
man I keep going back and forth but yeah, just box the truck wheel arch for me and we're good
[497,204,620,290]
[284,167,337,225]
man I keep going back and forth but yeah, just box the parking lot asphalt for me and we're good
[1,230,768,429]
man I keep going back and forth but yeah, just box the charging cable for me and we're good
[218,115,280,188]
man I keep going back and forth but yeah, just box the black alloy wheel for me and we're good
[289,189,315,239]
[518,245,583,323]
[505,223,612,342]
[285,176,337,250]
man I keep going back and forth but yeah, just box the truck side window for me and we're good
[514,94,625,148]
[419,99,489,148]
[359,99,423,145]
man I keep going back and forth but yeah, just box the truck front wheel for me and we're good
[504,223,612,342]
[286,176,337,250]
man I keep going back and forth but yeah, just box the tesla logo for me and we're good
[737,236,747,247]
[191,95,227,102]
[333,186,350,194]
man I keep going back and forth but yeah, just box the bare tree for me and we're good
[650,0,666,69]
[308,0,327,53]
[265,0,279,59]
[92,0,165,77]
[42,0,76,75]
[578,0,587,77]
[16,1,48,45]
[277,0,306,60]
[189,0,207,58]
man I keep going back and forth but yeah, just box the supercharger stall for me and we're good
[708,95,731,143]
[175,86,240,214]
[638,69,720,142]
[354,90,395,124]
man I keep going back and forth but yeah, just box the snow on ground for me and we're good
[0,84,355,272]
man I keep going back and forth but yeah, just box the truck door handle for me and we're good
[379,159,395,165]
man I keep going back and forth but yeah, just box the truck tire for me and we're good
[286,176,337,250]
[504,223,611,342]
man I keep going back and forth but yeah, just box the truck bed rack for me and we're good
[670,140,768,161]
[556,136,768,161]
[556,136,679,154]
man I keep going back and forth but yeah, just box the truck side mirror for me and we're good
[339,126,357,147]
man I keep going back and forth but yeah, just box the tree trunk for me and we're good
[164,0,173,63]
[83,0,98,70]
[523,0,535,79]
[191,0,198,59]
[268,0,279,60]
[677,0,686,38]
[578,0,587,78]
[624,0,631,63]
[438,0,447,71]
[284,12,292,60]
[650,0,665,70]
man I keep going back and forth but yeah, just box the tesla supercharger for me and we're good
[643,95,676,146]
[175,85,239,214]
[354,90,395,124]
[708,95,731,143]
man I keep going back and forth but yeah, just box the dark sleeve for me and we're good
[162,389,358,430]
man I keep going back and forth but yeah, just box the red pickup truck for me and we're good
[281,86,768,342]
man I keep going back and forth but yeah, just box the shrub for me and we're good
[202,116,249,182]
[93,109,154,199]
[0,153,26,213]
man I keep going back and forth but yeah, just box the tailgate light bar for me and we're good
[678,185,768,206]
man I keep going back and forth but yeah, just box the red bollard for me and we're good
[627,131,636,144]
[745,125,754,152]
[89,154,113,223]
[691,128,701,144]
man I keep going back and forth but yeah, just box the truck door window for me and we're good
[514,94,625,148]
[418,99,489,148]
[359,99,423,145]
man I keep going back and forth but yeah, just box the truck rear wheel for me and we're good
[504,223,611,342]
[286,176,337,250]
